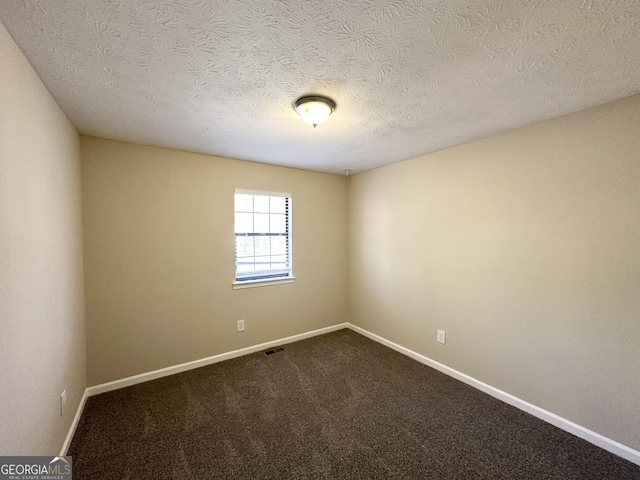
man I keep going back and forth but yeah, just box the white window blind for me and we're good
[234,189,292,283]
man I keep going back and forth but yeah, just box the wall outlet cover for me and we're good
[437,330,446,345]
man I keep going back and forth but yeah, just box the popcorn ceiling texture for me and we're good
[1,0,639,173]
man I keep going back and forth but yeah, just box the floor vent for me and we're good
[264,346,285,356]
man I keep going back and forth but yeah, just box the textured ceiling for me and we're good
[1,1,639,174]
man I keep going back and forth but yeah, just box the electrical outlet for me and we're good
[60,390,67,417]
[436,330,446,345]
[237,319,245,332]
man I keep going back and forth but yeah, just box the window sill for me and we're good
[232,277,296,290]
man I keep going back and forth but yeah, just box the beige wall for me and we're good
[0,23,86,454]
[81,137,349,385]
[3,7,637,453]
[348,95,640,451]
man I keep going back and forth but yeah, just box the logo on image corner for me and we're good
[0,455,73,479]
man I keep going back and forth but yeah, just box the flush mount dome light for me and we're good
[294,96,336,128]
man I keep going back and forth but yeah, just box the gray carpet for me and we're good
[68,329,640,479]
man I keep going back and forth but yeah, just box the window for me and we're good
[234,189,293,286]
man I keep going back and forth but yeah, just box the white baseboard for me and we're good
[62,323,347,453]
[62,321,639,466]
[346,322,640,466]
[59,388,88,456]
[86,323,348,397]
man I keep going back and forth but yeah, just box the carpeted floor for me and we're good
[68,329,640,479]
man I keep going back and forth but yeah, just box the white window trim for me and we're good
[232,276,296,290]
[235,188,291,197]
[233,188,293,288]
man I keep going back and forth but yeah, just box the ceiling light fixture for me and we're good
[294,96,336,128]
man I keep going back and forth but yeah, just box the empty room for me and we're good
[1,1,639,478]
